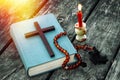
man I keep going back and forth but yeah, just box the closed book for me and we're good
[10,13,77,77]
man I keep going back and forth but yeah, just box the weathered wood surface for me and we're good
[49,0,120,80]
[0,8,12,53]
[105,49,120,80]
[0,43,22,80]
[0,0,99,80]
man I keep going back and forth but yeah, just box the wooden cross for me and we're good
[25,22,55,57]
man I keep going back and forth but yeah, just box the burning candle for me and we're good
[77,4,83,27]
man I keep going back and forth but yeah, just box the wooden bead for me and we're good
[56,45,60,48]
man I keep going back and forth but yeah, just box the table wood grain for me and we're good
[105,49,120,80]
[0,0,119,80]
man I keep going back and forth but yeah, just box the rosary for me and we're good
[54,32,96,70]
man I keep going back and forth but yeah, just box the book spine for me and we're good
[10,26,28,71]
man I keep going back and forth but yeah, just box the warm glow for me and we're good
[78,4,82,11]
[0,0,41,22]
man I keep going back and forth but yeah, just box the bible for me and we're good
[10,13,77,76]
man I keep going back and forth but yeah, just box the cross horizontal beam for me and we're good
[25,26,55,38]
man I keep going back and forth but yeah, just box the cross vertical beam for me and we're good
[25,22,55,57]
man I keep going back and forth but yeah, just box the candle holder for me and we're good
[75,22,87,42]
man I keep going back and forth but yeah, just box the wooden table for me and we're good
[0,0,120,80]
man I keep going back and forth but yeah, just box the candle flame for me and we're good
[78,4,82,11]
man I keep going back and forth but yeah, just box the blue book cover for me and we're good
[10,13,77,76]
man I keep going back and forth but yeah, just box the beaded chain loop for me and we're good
[54,32,93,70]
